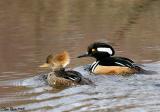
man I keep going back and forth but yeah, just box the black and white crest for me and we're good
[88,42,115,56]
[97,47,113,55]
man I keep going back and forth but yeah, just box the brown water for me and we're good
[0,0,160,112]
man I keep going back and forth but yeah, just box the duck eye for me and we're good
[92,49,95,52]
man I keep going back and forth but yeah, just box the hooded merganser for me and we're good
[40,51,92,87]
[78,42,144,75]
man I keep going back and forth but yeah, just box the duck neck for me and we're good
[95,56,110,61]
[94,53,111,61]
[96,57,104,61]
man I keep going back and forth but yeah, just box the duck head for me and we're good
[40,51,70,71]
[77,42,115,60]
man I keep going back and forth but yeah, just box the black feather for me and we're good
[65,71,82,82]
[98,57,135,68]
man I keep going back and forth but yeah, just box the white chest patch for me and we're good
[91,61,99,72]
[90,61,97,68]
[97,47,113,55]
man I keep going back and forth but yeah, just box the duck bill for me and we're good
[39,63,49,68]
[77,52,90,58]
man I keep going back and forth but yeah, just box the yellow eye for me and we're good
[92,49,95,52]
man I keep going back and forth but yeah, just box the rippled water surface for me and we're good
[0,0,160,112]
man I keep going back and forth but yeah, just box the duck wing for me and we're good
[113,57,134,63]
[113,57,144,68]
[64,71,82,82]
[65,71,93,85]
[99,57,136,68]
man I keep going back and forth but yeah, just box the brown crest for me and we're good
[53,51,70,67]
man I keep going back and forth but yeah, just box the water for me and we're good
[0,0,160,111]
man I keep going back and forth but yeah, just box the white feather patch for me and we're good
[115,62,125,66]
[97,47,113,55]
[91,61,99,72]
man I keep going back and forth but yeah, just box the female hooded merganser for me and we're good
[78,42,145,75]
[40,51,92,87]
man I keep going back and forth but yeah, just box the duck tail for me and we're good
[134,66,157,74]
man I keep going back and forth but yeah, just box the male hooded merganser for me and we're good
[40,51,92,87]
[78,42,145,75]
